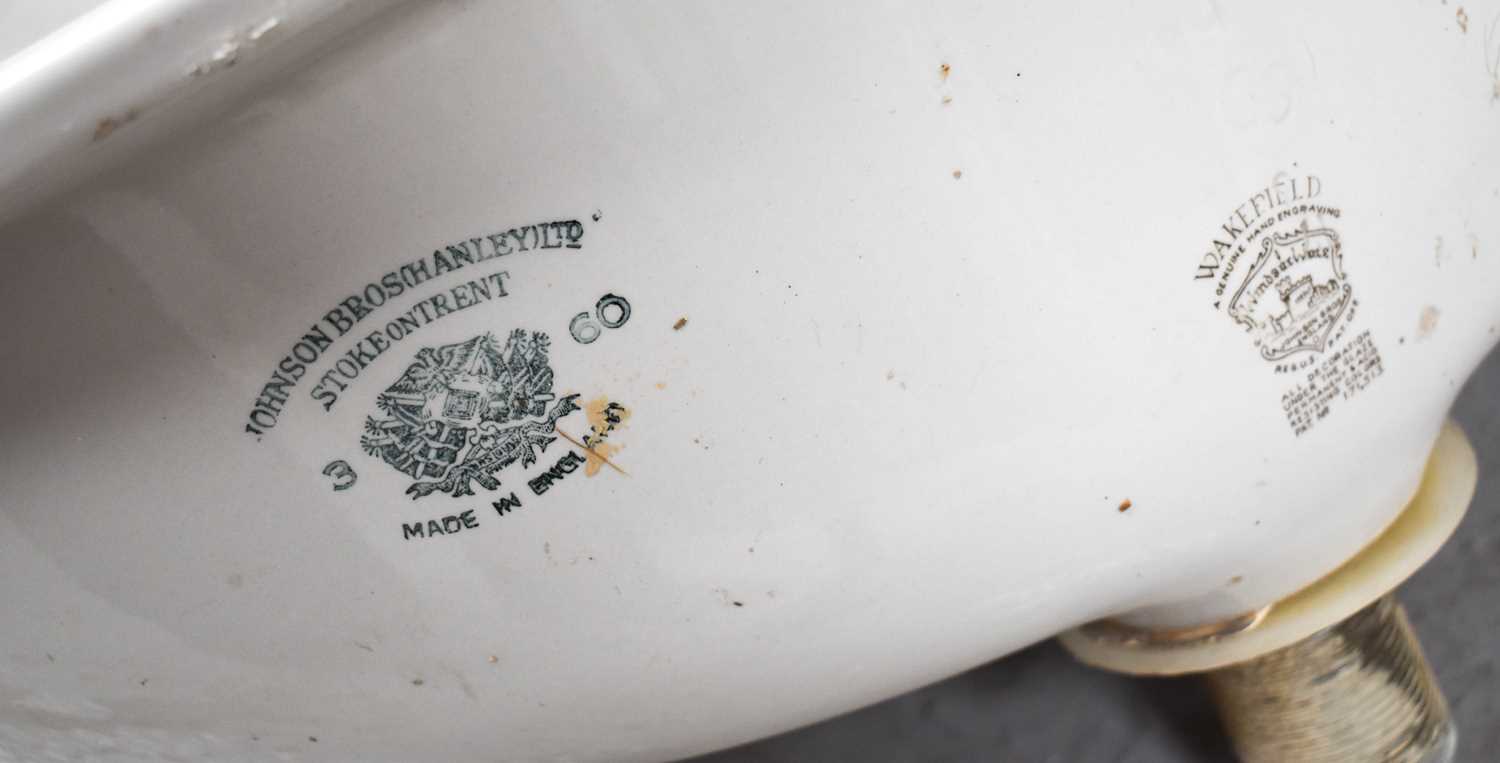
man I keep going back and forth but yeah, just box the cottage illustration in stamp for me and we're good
[1194,175,1385,436]
[1227,225,1352,361]
[360,329,580,498]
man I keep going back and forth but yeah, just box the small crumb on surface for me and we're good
[1457,7,1469,32]
[673,317,687,330]
[952,169,962,179]
[1229,576,1243,585]
[487,655,498,664]
[411,678,424,686]
[1117,499,1132,513]
[939,63,951,80]
[1418,306,1441,339]
[92,110,139,142]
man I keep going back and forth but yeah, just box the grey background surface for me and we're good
[689,347,1500,763]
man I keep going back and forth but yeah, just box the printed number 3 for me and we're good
[570,294,632,344]
[322,460,357,491]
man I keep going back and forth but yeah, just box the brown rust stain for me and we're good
[583,443,622,477]
[584,396,630,435]
[576,396,631,476]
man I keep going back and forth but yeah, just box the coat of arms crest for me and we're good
[360,329,579,498]
[1227,227,1352,361]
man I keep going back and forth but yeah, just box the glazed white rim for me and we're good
[0,0,403,225]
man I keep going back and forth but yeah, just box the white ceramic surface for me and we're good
[1,2,1498,760]
[1061,420,1478,675]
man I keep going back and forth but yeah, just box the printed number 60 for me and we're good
[570,294,632,344]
